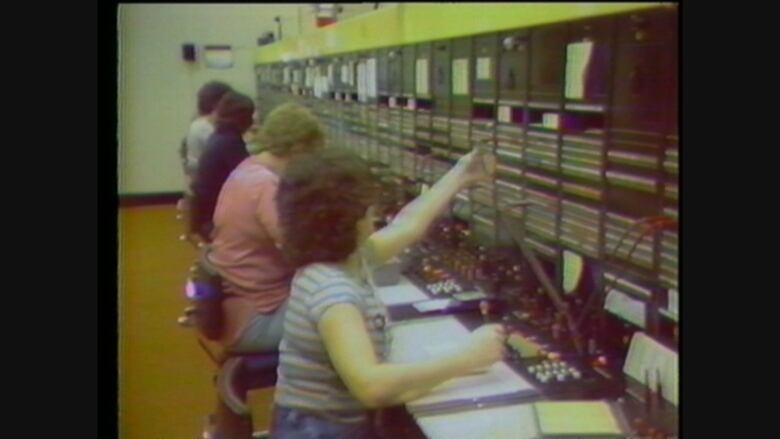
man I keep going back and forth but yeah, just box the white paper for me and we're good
[315,76,328,98]
[389,317,471,363]
[623,332,679,406]
[367,58,378,98]
[668,289,678,315]
[477,57,492,81]
[452,58,470,96]
[408,362,535,408]
[416,59,429,96]
[423,341,461,358]
[376,276,429,305]
[413,299,454,313]
[498,105,512,123]
[416,404,538,439]
[388,316,536,409]
[542,113,560,129]
[565,41,594,99]
[341,65,348,84]
[604,289,646,328]
[357,62,365,101]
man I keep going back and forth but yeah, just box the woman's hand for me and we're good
[458,323,507,371]
[455,149,496,187]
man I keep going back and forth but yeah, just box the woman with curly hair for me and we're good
[271,148,506,438]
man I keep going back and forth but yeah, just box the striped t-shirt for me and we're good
[274,263,389,423]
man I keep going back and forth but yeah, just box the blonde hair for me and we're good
[257,102,325,157]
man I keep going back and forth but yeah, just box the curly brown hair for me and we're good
[276,149,381,269]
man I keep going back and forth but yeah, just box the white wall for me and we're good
[118,4,302,195]
[118,3,397,195]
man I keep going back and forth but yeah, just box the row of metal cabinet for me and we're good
[254,5,679,334]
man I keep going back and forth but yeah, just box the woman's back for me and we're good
[274,263,389,423]
[210,155,293,345]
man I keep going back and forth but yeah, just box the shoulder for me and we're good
[294,265,365,305]
[189,117,211,133]
[229,158,278,187]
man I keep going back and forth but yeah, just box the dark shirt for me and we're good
[190,127,249,240]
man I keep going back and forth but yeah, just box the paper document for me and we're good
[375,276,429,305]
[416,403,538,439]
[452,58,470,96]
[388,317,536,411]
[413,299,454,313]
[476,57,492,80]
[407,362,535,409]
[416,59,430,95]
[564,41,594,99]
[534,400,622,435]
[604,289,646,328]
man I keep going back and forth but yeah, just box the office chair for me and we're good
[178,246,279,439]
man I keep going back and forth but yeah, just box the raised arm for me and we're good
[363,149,495,266]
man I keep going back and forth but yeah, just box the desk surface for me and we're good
[388,316,538,413]
[415,404,540,439]
[378,275,678,438]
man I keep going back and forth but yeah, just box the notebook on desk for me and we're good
[531,400,627,438]
[416,400,627,439]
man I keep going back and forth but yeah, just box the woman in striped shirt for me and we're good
[271,148,506,438]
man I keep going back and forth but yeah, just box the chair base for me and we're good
[202,398,258,439]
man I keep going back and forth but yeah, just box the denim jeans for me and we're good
[229,299,289,353]
[269,405,374,439]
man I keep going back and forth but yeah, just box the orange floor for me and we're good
[119,204,274,439]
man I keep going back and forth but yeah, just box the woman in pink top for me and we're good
[208,103,326,352]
